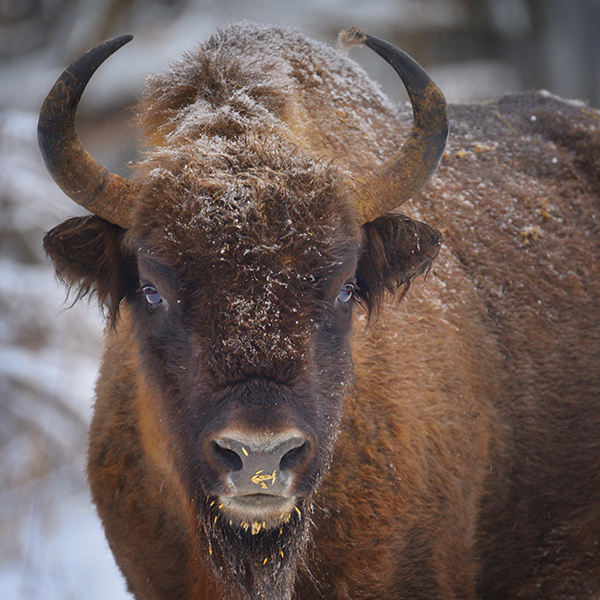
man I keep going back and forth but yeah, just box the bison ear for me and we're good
[355,213,442,315]
[43,215,136,320]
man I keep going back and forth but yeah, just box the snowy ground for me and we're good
[0,109,129,598]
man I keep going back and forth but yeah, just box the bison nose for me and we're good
[211,431,310,496]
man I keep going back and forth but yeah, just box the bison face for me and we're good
[43,138,441,593]
[127,140,361,531]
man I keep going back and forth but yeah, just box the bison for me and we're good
[39,22,600,600]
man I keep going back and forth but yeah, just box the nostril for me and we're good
[212,440,243,472]
[279,441,308,472]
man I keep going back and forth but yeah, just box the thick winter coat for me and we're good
[40,22,600,600]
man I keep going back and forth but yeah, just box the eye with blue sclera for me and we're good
[337,283,354,304]
[143,285,163,309]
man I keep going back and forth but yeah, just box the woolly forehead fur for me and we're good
[131,22,405,236]
[123,22,415,374]
[130,136,359,373]
[133,22,400,162]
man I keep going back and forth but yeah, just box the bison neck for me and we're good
[297,250,504,599]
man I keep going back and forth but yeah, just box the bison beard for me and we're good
[199,499,311,600]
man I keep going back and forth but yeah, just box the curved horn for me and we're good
[38,35,138,229]
[340,28,448,224]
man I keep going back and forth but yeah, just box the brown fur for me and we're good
[44,23,600,600]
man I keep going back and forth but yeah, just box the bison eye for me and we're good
[142,285,162,309]
[337,283,355,304]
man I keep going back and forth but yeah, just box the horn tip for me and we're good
[110,33,134,51]
[338,27,367,50]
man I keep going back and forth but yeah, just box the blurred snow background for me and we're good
[1,0,599,598]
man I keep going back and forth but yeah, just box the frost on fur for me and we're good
[338,27,368,50]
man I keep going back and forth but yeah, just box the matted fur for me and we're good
[43,22,600,600]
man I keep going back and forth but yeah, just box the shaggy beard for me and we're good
[199,503,312,600]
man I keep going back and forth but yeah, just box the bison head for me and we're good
[39,26,447,600]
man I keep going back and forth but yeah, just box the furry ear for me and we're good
[43,215,136,320]
[356,213,442,315]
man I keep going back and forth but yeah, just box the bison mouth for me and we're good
[218,493,300,527]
